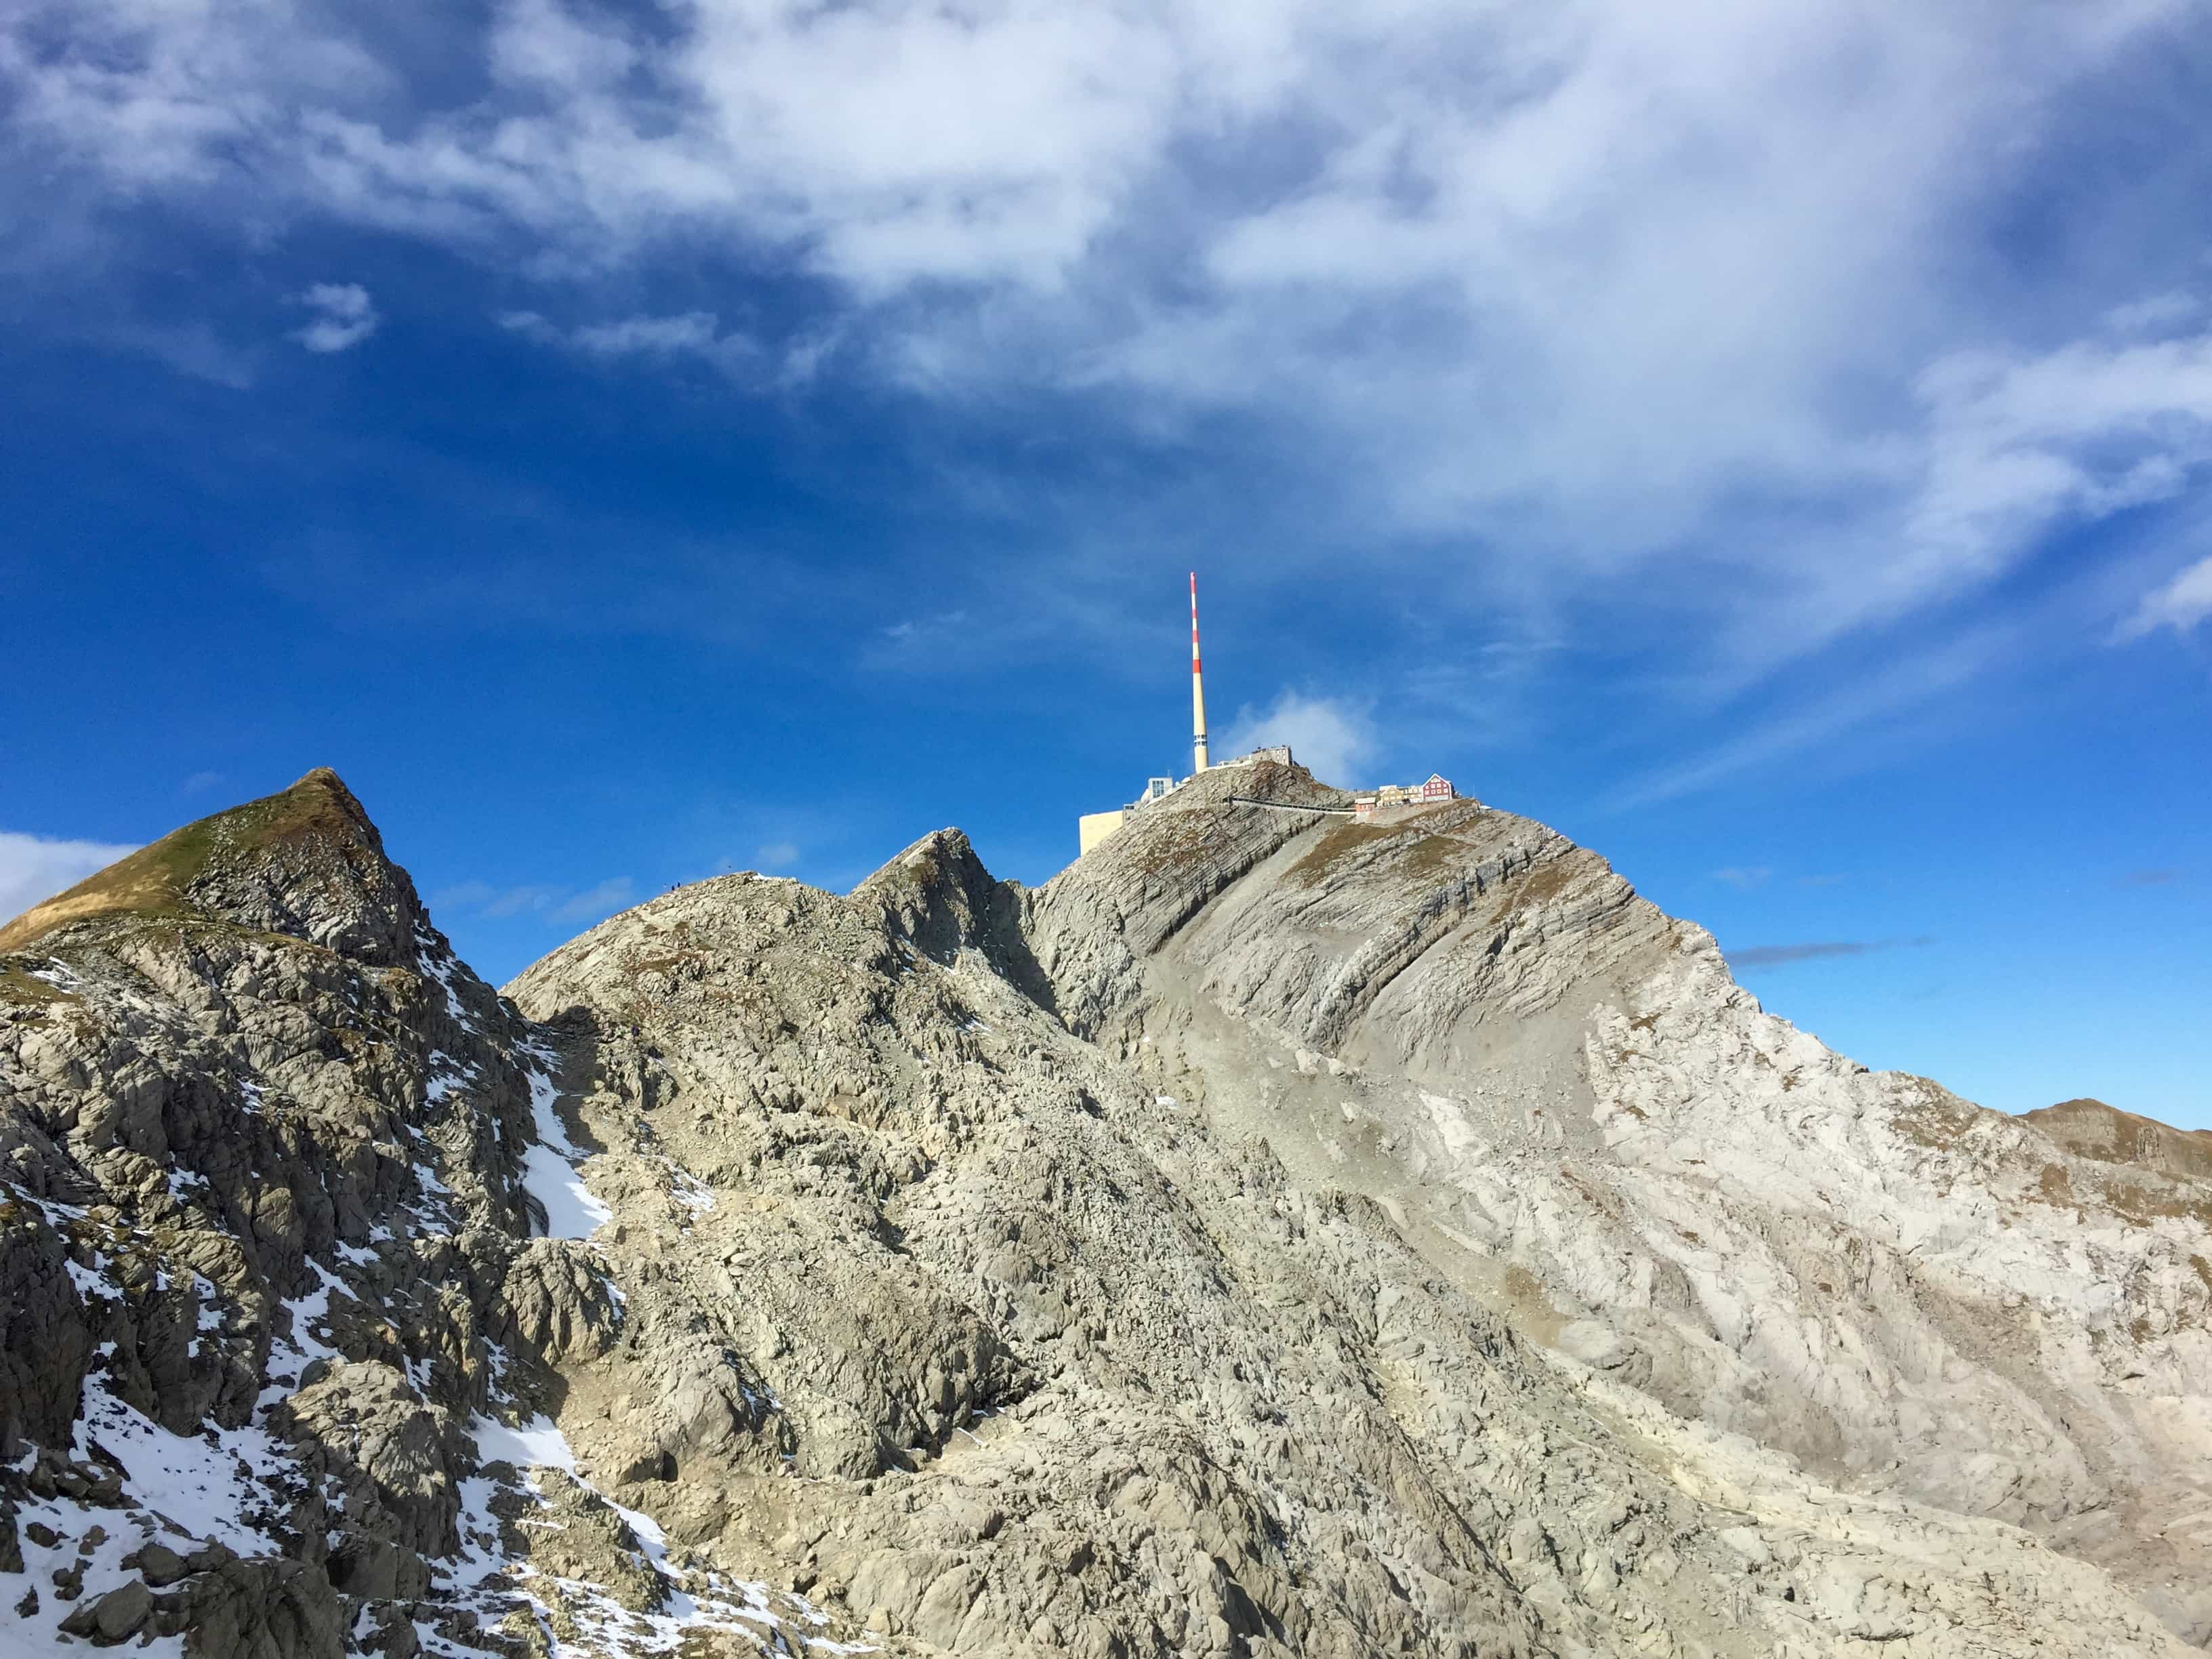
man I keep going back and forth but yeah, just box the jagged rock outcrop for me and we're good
[2,760,2207,1656]
[0,772,844,1656]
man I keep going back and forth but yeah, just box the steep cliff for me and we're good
[1,763,2205,1656]
[1025,760,2212,1644]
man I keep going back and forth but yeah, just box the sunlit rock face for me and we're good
[2,762,2208,1656]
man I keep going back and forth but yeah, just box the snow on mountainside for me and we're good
[0,772,841,1656]
[0,763,2207,1656]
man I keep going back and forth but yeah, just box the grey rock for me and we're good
[167,1556,343,1659]
[127,1539,189,1586]
[325,1531,431,1601]
[58,1576,152,1643]
[1,761,2207,1657]
[275,1361,464,1558]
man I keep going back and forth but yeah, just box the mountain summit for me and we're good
[0,768,415,962]
[2,764,2207,1656]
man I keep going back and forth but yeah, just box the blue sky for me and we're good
[3,0,2210,1124]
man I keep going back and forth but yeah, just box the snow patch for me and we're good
[457,1414,861,1656]
[523,1065,612,1240]
[193,1273,224,1332]
[260,1263,344,1404]
[7,1181,89,1227]
[66,1255,118,1300]
[75,1371,288,1557]
[167,1168,211,1200]
[472,1413,579,1475]
[412,1157,454,1197]
[415,926,472,1024]
[0,1485,188,1658]
[665,1164,715,1216]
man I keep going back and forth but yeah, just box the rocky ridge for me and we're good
[1025,761,2212,1641]
[0,761,2205,1656]
[0,772,842,1657]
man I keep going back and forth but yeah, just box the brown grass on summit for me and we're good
[2024,1097,2212,1184]
[0,768,365,953]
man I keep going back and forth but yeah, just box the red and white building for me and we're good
[1352,775,1454,819]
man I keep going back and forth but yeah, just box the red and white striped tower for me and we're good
[1189,571,1210,774]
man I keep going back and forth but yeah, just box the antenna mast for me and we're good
[1190,571,1210,774]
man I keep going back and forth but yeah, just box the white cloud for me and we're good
[754,841,800,872]
[861,609,985,671]
[2106,293,2201,337]
[485,885,561,918]
[571,313,719,356]
[1221,691,1377,785]
[291,283,380,352]
[1889,325,2212,621]
[0,831,138,925]
[499,309,762,375]
[428,880,501,911]
[2120,552,2212,638]
[878,610,968,644]
[1713,867,1771,890]
[7,0,2212,684]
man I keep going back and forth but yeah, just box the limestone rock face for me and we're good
[1027,760,2212,1648]
[2,760,2208,1656]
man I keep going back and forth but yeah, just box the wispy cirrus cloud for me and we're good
[7,0,2212,801]
[1713,866,1771,891]
[1730,936,1936,970]
[876,611,970,647]
[430,876,635,926]
[2118,552,2212,639]
[498,310,762,376]
[1603,618,2022,811]
[1892,326,2212,628]
[106,320,257,388]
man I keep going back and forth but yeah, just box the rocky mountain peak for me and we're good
[852,827,1056,1008]
[0,766,424,967]
[5,768,2211,1658]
